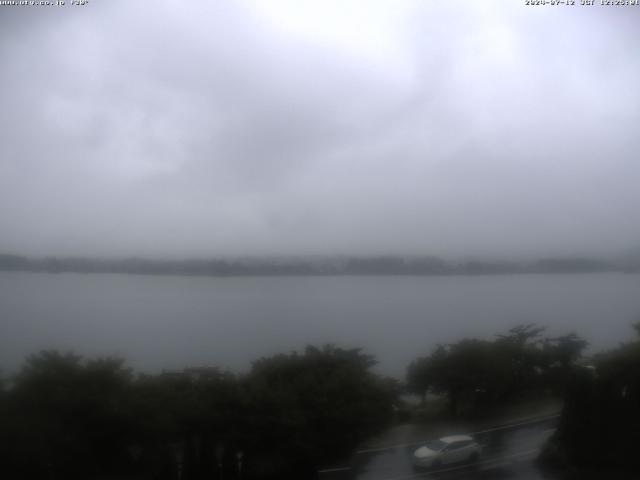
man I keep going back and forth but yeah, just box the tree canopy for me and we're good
[1,345,394,480]
[407,324,588,416]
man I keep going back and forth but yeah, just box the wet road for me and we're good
[321,416,559,480]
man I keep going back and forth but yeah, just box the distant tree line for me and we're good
[1,253,637,277]
[0,346,395,480]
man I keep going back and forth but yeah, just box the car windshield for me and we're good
[424,440,447,451]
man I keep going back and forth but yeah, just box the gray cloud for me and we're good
[1,0,639,258]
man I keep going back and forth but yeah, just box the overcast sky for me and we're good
[1,0,639,259]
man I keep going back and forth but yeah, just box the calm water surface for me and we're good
[1,272,639,377]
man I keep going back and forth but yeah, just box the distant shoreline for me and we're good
[1,253,638,278]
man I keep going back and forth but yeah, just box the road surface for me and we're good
[320,415,559,480]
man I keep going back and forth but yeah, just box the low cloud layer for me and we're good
[1,0,639,258]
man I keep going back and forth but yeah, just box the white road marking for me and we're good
[318,466,352,474]
[469,415,559,436]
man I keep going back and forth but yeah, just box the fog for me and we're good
[1,1,639,259]
[4,6,640,479]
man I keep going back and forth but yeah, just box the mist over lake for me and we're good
[2,272,639,378]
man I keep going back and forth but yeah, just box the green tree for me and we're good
[6,351,135,479]
[242,345,395,479]
[542,323,640,471]
[407,324,585,417]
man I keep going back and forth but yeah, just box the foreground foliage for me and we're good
[0,346,394,480]
[540,323,640,472]
[406,324,587,416]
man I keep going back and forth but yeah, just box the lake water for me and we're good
[1,272,639,378]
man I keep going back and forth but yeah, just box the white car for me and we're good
[412,434,481,469]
